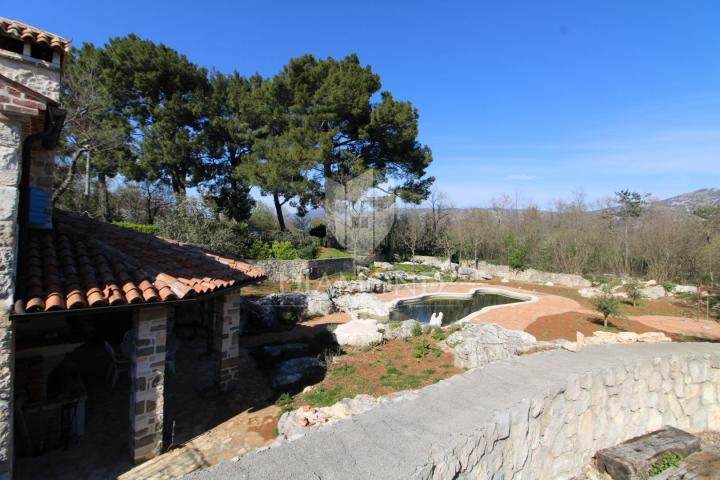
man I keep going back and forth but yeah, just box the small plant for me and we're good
[431,326,446,341]
[272,240,299,260]
[648,451,683,476]
[303,385,352,407]
[275,393,295,414]
[248,240,272,260]
[662,282,676,293]
[389,321,401,331]
[411,323,423,337]
[330,364,356,377]
[413,339,431,358]
[591,285,622,328]
[624,279,644,307]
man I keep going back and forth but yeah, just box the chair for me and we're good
[103,341,129,390]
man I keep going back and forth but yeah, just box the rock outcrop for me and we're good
[445,323,538,369]
[332,319,383,347]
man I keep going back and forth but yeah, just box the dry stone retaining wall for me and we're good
[248,258,354,282]
[185,343,720,480]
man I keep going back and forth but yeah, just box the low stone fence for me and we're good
[186,342,720,480]
[413,255,591,288]
[248,258,354,282]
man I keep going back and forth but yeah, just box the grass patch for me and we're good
[392,263,437,274]
[274,393,295,414]
[303,385,355,407]
[329,364,356,377]
[317,247,353,259]
[648,451,683,476]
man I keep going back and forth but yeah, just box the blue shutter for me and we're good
[28,188,50,227]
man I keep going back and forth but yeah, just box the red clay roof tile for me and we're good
[16,211,264,314]
[0,17,70,52]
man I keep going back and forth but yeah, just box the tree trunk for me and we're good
[97,172,111,221]
[273,192,286,231]
[53,149,84,205]
[604,315,608,328]
[83,151,91,212]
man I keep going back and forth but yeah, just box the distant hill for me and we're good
[654,188,720,213]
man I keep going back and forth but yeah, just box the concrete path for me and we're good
[183,342,720,480]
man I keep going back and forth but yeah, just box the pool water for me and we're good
[388,291,523,325]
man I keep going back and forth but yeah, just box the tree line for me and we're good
[389,190,720,285]
[55,35,434,231]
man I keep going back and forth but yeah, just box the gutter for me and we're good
[14,106,67,309]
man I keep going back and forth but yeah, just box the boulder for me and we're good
[333,278,387,295]
[639,285,667,300]
[332,293,390,317]
[434,271,444,281]
[333,319,383,347]
[372,261,394,270]
[382,319,429,340]
[674,284,697,295]
[252,291,334,328]
[445,323,537,369]
[583,330,671,345]
[372,270,407,282]
[457,267,492,280]
[270,357,325,390]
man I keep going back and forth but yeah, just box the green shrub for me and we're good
[662,282,676,293]
[411,323,423,337]
[648,451,683,476]
[272,240,298,260]
[112,221,160,235]
[504,233,530,272]
[274,393,295,414]
[389,322,401,331]
[431,327,446,341]
[297,244,319,260]
[248,240,272,260]
[413,339,431,358]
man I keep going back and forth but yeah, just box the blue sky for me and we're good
[6,0,720,207]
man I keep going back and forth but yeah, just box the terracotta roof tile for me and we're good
[16,211,264,314]
[0,17,70,52]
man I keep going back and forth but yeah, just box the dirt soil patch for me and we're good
[296,334,463,407]
[526,311,674,342]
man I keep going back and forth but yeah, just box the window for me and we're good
[0,34,24,55]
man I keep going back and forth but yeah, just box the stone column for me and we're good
[0,117,22,480]
[129,306,167,464]
[213,290,243,392]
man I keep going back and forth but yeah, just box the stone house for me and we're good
[0,18,263,478]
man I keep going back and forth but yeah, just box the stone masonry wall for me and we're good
[0,52,62,101]
[0,115,22,480]
[129,307,167,464]
[186,343,720,480]
[249,258,354,283]
[213,290,243,391]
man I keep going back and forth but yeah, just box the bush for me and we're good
[112,221,160,235]
[272,240,299,260]
[274,393,295,414]
[297,243,319,260]
[156,198,249,258]
[662,281,676,293]
[248,240,272,260]
[504,233,530,272]
[411,323,423,337]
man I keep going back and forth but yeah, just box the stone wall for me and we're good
[0,52,61,101]
[0,114,22,480]
[413,255,591,288]
[129,307,167,464]
[186,343,720,480]
[249,258,354,282]
[213,291,243,392]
